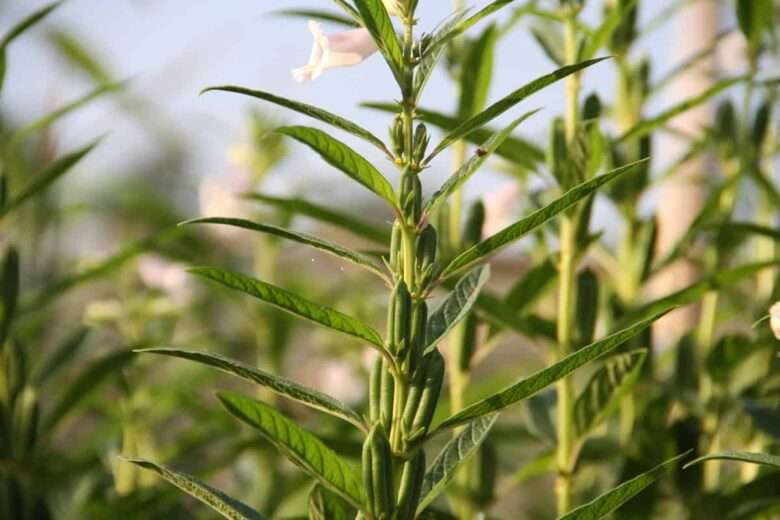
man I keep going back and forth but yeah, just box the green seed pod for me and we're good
[752,101,772,150]
[379,359,395,430]
[416,225,437,270]
[401,173,422,223]
[462,200,485,247]
[412,123,430,165]
[390,222,403,273]
[369,358,382,424]
[473,440,498,507]
[390,115,405,158]
[408,301,428,370]
[454,313,478,373]
[364,425,394,519]
[403,351,444,439]
[396,450,425,519]
[387,280,412,357]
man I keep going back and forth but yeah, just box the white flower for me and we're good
[769,302,780,340]
[292,21,378,83]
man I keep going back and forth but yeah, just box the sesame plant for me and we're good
[124,1,705,519]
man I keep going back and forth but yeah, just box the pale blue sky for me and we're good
[1,1,715,211]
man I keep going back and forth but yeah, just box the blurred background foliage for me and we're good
[0,1,779,519]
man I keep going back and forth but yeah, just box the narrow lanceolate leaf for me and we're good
[353,0,404,82]
[0,2,62,92]
[414,10,470,96]
[44,350,134,432]
[137,348,366,432]
[423,109,541,216]
[243,192,389,245]
[426,57,609,162]
[274,9,360,28]
[201,86,390,157]
[125,459,267,520]
[190,266,384,348]
[11,82,123,145]
[218,391,364,509]
[361,103,544,168]
[308,484,355,520]
[0,140,99,220]
[183,217,386,280]
[582,0,638,59]
[559,452,691,520]
[442,160,646,276]
[684,452,780,471]
[417,414,499,513]
[277,126,396,206]
[425,265,490,352]
[617,75,746,143]
[573,350,647,439]
[436,309,672,430]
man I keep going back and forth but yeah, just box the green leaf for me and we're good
[273,9,359,28]
[33,327,90,385]
[10,82,123,145]
[442,159,646,276]
[183,217,386,280]
[684,451,780,471]
[736,0,773,49]
[362,103,544,168]
[277,126,396,206]
[458,24,498,118]
[504,259,557,313]
[617,76,746,143]
[426,57,609,162]
[559,451,690,520]
[137,348,366,432]
[582,0,638,59]
[0,247,20,346]
[417,414,499,513]
[189,266,384,348]
[308,484,355,520]
[573,350,647,439]
[474,290,557,340]
[414,11,469,96]
[424,109,541,217]
[574,269,599,346]
[125,458,267,520]
[243,192,389,245]
[425,265,490,352]
[0,140,99,220]
[43,350,134,433]
[0,2,62,92]
[218,391,364,508]
[436,308,672,430]
[202,86,390,157]
[353,0,404,82]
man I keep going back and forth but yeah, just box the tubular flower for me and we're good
[292,21,378,83]
[770,302,780,340]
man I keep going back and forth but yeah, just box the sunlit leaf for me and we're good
[353,0,404,83]
[218,391,364,508]
[274,9,359,28]
[138,348,366,431]
[190,266,384,348]
[436,308,672,430]
[126,458,267,520]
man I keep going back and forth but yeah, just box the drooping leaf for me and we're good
[277,126,396,206]
[361,103,544,168]
[417,414,499,513]
[0,140,100,220]
[202,86,390,157]
[424,109,541,217]
[442,160,646,276]
[559,451,690,520]
[573,350,647,439]
[190,266,384,348]
[436,309,672,430]
[425,265,490,352]
[308,484,355,520]
[125,458,267,520]
[274,9,359,28]
[183,217,386,279]
[426,57,609,162]
[617,76,746,143]
[684,452,780,471]
[243,192,389,245]
[138,348,366,431]
[353,0,404,82]
[218,391,364,508]
[43,350,134,432]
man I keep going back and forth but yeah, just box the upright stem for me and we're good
[555,9,580,516]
